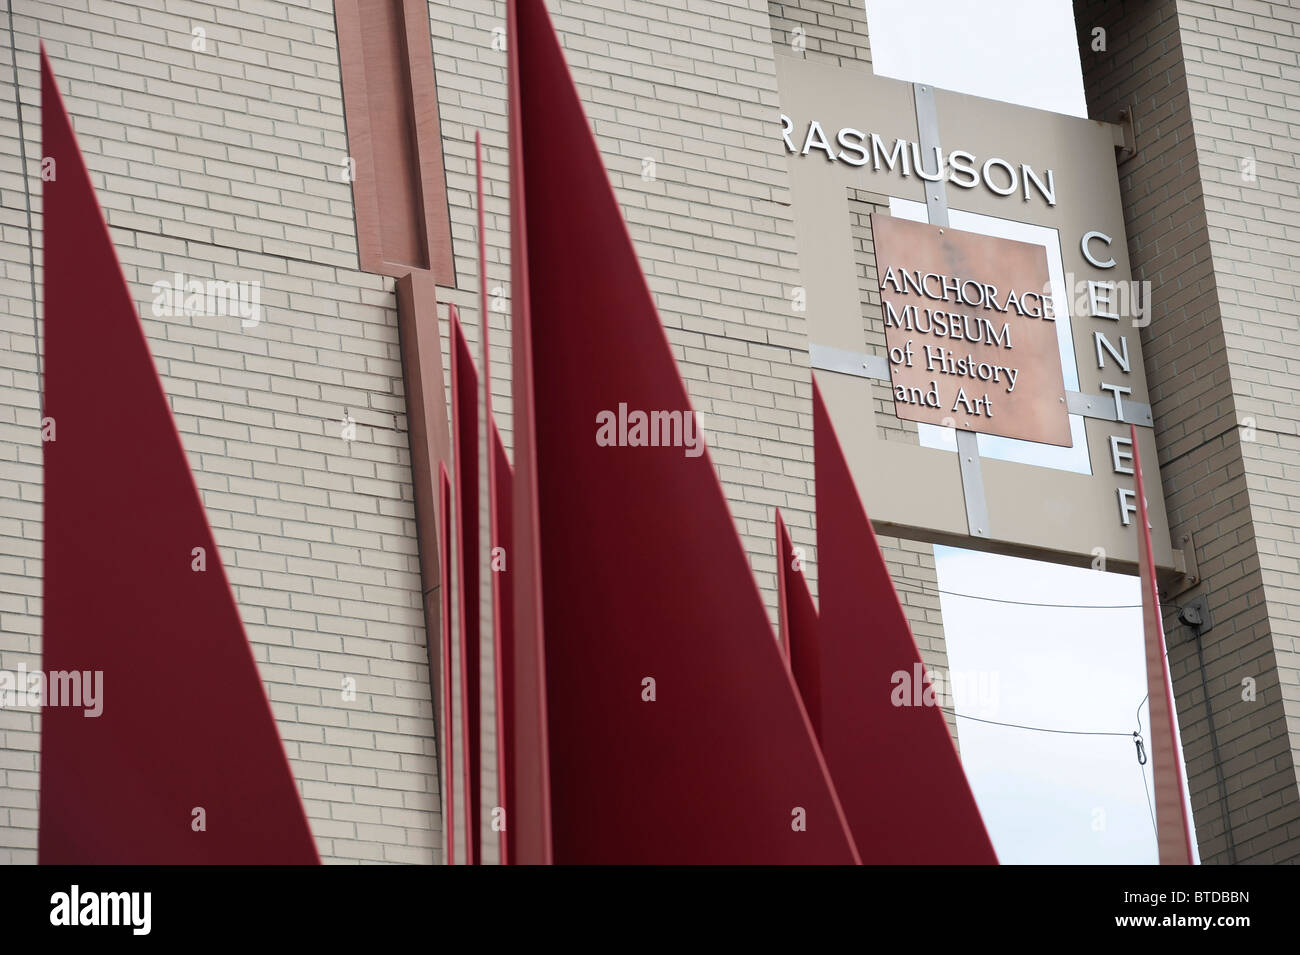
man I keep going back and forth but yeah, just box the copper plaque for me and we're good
[870,214,1071,447]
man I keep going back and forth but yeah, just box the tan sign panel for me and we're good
[872,215,1070,446]
[775,54,1178,576]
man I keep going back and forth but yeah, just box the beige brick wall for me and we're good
[1,0,438,865]
[769,0,871,66]
[1,0,954,864]
[1078,0,1300,863]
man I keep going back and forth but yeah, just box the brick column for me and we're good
[1077,0,1300,864]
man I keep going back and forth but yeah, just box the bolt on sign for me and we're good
[872,215,1070,446]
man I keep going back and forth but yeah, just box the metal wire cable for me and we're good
[894,580,1142,610]
[1135,694,1158,841]
[954,712,1134,738]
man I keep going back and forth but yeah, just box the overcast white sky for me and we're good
[866,0,1088,117]
[862,0,1196,864]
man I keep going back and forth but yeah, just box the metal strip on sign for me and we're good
[955,429,990,538]
[913,83,949,229]
[1066,390,1154,427]
[809,342,890,381]
[913,82,987,538]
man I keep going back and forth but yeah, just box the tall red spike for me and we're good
[1132,425,1194,864]
[449,305,480,865]
[813,381,997,863]
[476,132,514,865]
[489,425,514,864]
[506,0,555,866]
[438,463,456,865]
[775,511,793,670]
[776,510,822,736]
[507,0,859,863]
[38,48,318,864]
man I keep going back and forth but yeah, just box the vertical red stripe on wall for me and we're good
[439,464,455,865]
[334,0,455,280]
[394,271,452,827]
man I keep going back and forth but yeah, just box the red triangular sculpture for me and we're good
[776,511,793,670]
[449,306,481,864]
[813,381,997,864]
[1131,425,1194,864]
[505,0,555,867]
[39,48,318,863]
[507,0,859,863]
[776,509,823,737]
